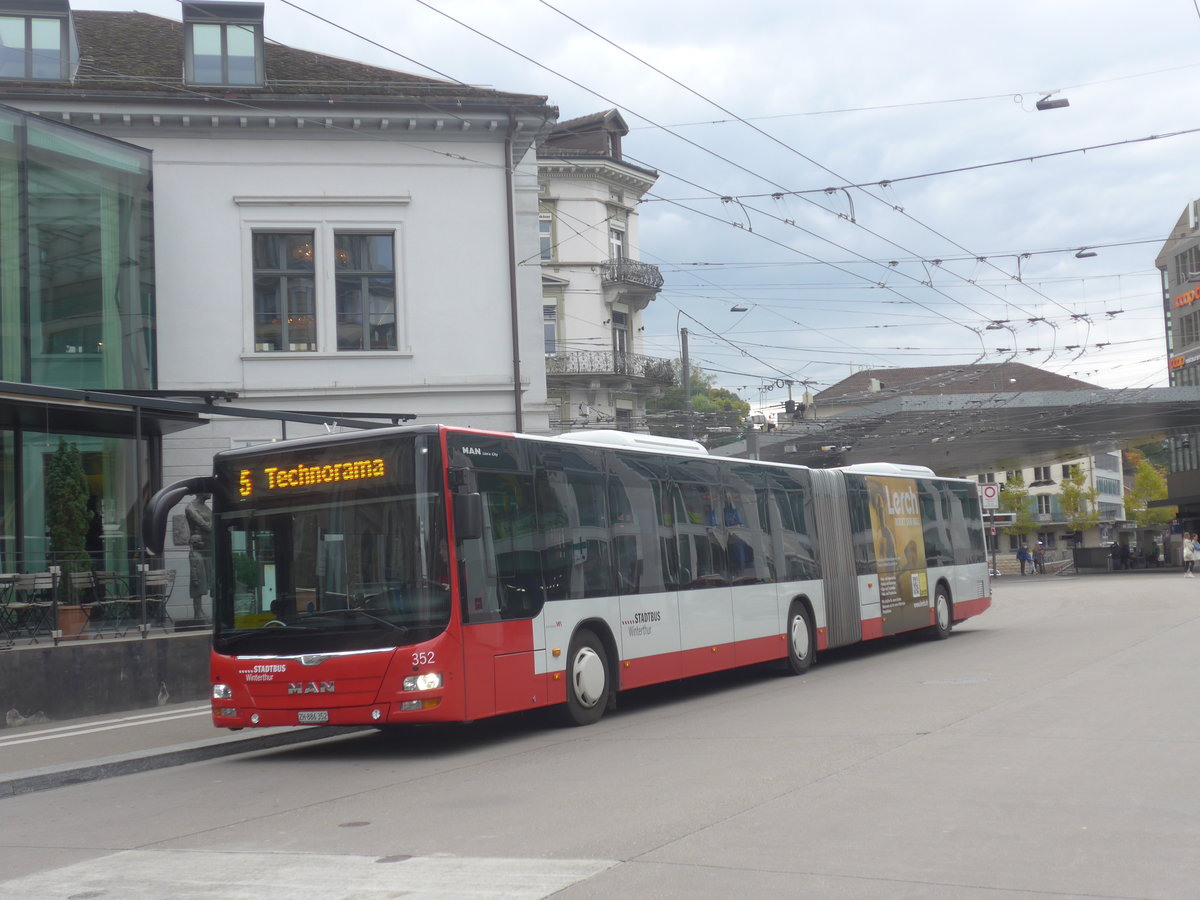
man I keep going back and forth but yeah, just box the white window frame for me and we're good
[609,224,625,260]
[543,301,559,355]
[237,199,411,357]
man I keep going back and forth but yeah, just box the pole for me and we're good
[680,327,692,440]
[990,509,997,576]
[504,120,524,432]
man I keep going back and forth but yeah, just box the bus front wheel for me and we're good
[562,628,610,726]
[785,602,815,675]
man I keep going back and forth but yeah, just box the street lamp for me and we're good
[1036,94,1070,111]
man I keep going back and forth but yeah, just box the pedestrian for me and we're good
[1183,533,1195,578]
[1034,543,1045,575]
[1016,543,1030,575]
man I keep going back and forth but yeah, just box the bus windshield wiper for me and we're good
[302,608,408,634]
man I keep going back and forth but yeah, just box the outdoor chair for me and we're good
[64,569,103,631]
[142,568,177,631]
[0,574,17,646]
[12,572,57,641]
[91,571,134,636]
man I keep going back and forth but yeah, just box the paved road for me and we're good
[1,571,1197,899]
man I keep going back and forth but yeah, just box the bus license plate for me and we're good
[298,711,329,724]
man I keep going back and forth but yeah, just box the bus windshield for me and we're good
[211,434,449,656]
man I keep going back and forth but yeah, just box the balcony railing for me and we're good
[546,350,674,384]
[600,258,664,289]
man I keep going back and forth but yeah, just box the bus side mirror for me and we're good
[454,492,483,541]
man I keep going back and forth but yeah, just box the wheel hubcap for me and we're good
[937,594,950,629]
[572,647,605,708]
[791,615,810,660]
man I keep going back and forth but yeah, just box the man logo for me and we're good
[288,681,335,694]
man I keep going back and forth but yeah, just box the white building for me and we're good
[972,453,1128,552]
[537,110,673,431]
[2,1,558,462]
[0,0,557,617]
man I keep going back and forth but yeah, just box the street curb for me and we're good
[0,725,369,798]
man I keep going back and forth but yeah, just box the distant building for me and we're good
[815,363,1129,554]
[537,110,672,432]
[970,456,1127,554]
[1156,199,1200,525]
[813,362,1101,416]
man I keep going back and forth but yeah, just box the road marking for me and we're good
[0,704,212,748]
[0,850,617,899]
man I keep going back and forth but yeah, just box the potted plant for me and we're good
[45,438,93,638]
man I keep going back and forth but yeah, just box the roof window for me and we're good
[183,1,264,87]
[0,0,76,81]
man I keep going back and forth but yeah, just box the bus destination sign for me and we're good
[238,457,387,498]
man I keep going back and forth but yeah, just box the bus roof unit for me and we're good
[550,430,710,456]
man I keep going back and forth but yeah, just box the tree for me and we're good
[646,363,750,442]
[1058,465,1099,535]
[998,471,1037,538]
[1125,451,1175,528]
[45,438,92,583]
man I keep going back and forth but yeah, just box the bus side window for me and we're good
[469,471,544,621]
[609,453,666,595]
[918,480,953,568]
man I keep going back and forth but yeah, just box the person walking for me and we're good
[1034,543,1046,575]
[1016,543,1030,576]
[1183,533,1195,577]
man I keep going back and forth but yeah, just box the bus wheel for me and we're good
[785,602,815,675]
[562,628,610,726]
[930,585,953,640]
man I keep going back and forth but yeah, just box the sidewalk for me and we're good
[0,701,367,798]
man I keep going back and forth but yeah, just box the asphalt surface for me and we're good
[0,566,1176,801]
[0,701,366,798]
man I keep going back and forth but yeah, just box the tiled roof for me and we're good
[6,10,549,109]
[816,362,1100,402]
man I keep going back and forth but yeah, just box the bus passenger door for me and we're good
[608,453,681,688]
[672,459,735,677]
[453,462,548,720]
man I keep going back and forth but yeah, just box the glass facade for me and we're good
[0,105,156,575]
[0,106,154,388]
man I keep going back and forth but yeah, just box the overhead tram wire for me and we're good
[632,60,1200,129]
[296,1,1075,365]
[284,3,1144,388]
[643,127,1200,202]
[411,0,1001,350]
[638,179,1007,358]
[532,0,1093,321]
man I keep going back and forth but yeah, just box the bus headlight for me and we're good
[403,672,442,691]
[212,684,233,700]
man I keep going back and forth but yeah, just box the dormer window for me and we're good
[0,0,75,81]
[183,1,263,87]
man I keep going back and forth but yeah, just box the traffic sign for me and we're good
[980,483,999,509]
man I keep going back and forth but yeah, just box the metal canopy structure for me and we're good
[0,381,415,438]
[716,385,1200,476]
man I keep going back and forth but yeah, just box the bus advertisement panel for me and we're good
[864,475,931,636]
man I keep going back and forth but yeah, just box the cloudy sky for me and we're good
[75,0,1200,411]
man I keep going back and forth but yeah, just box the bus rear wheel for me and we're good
[562,628,610,726]
[930,585,953,640]
[785,602,815,675]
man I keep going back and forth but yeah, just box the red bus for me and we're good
[144,425,990,729]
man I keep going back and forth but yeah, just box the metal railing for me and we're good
[599,258,664,289]
[546,350,675,384]
[1,551,206,648]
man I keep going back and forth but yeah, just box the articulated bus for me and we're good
[144,424,990,729]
